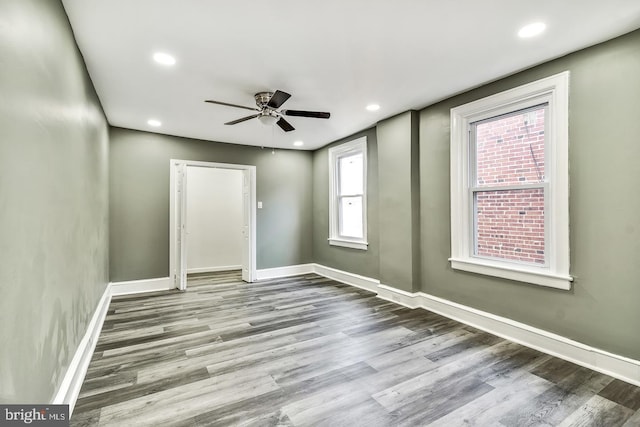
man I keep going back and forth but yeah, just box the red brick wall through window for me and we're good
[473,106,546,264]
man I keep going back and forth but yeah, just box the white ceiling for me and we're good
[62,0,640,151]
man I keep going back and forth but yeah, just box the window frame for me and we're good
[328,136,368,250]
[470,104,550,267]
[449,72,572,290]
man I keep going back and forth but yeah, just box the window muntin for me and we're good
[329,137,368,250]
[449,71,571,289]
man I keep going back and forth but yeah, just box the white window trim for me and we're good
[328,136,368,250]
[449,71,572,290]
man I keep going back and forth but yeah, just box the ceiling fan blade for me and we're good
[267,90,291,109]
[276,117,295,132]
[205,100,259,112]
[225,114,259,125]
[283,109,330,119]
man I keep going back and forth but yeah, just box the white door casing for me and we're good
[169,159,256,290]
[175,162,188,291]
[241,169,251,282]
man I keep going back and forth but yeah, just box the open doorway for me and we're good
[169,159,257,290]
[186,167,243,274]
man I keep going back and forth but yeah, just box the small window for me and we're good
[329,137,368,250]
[450,72,572,289]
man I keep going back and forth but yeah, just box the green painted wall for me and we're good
[312,129,379,279]
[109,128,313,281]
[0,0,109,403]
[377,112,421,292]
[419,29,640,359]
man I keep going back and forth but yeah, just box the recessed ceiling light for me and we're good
[147,119,162,127]
[366,104,380,112]
[518,22,546,38]
[293,141,304,147]
[153,52,176,66]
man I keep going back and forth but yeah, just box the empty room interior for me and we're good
[2,0,640,425]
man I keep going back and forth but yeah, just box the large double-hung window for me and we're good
[449,72,572,289]
[328,136,368,250]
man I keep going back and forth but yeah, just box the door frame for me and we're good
[169,159,257,290]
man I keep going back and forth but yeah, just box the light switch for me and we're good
[257,201,263,209]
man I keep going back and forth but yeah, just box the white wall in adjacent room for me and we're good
[186,166,243,273]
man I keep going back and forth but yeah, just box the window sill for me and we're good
[328,238,368,251]
[448,257,572,290]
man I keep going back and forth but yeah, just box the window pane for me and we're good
[474,106,546,187]
[475,188,545,264]
[339,196,363,238]
[339,153,363,195]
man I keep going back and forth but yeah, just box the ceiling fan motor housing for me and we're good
[254,92,274,108]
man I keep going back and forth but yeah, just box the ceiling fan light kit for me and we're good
[257,113,279,126]
[205,90,330,133]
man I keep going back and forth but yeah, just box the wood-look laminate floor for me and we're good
[72,271,640,426]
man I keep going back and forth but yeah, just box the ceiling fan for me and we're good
[205,90,330,132]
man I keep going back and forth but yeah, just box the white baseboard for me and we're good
[312,264,640,388]
[414,291,640,387]
[52,284,111,414]
[256,264,314,280]
[313,264,380,293]
[187,265,241,274]
[377,284,419,308]
[110,277,174,296]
